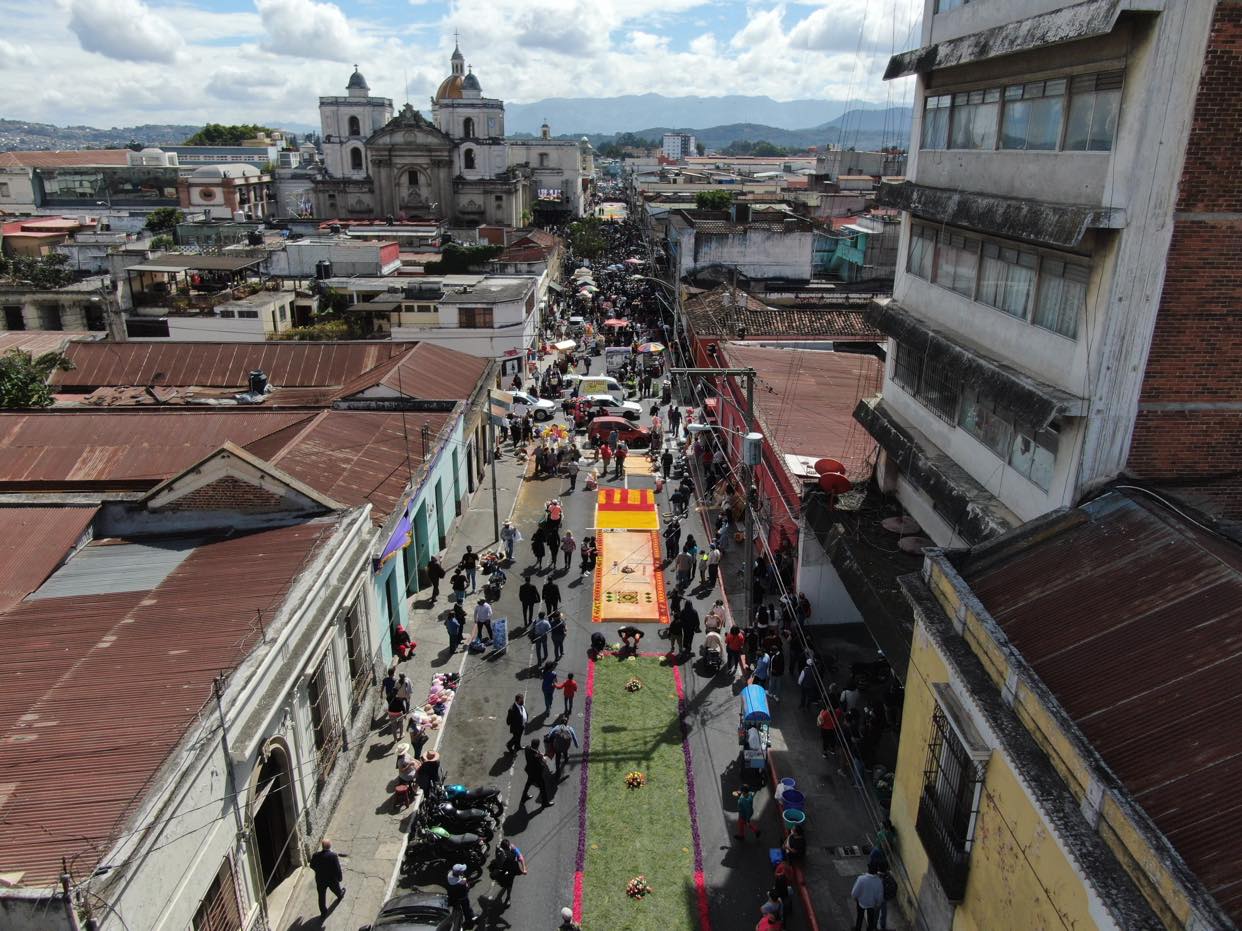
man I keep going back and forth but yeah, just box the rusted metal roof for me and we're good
[0,506,97,612]
[270,410,454,524]
[333,341,489,403]
[0,517,340,886]
[52,341,419,390]
[0,332,94,356]
[960,491,1242,924]
[719,342,883,480]
[683,287,882,341]
[0,411,313,487]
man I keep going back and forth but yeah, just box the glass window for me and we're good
[893,340,920,393]
[1064,72,1123,151]
[349,147,363,171]
[907,225,935,280]
[978,243,1036,319]
[1000,79,1066,150]
[949,88,1000,150]
[1010,422,1059,490]
[1033,258,1087,338]
[934,232,979,297]
[958,386,1012,457]
[922,95,951,150]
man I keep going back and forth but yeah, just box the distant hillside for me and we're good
[0,118,201,151]
[577,107,911,154]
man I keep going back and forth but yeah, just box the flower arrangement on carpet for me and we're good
[626,875,653,899]
[624,770,647,789]
[624,676,642,692]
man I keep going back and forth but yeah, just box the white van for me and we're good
[562,374,626,403]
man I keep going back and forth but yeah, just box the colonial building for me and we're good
[314,44,592,226]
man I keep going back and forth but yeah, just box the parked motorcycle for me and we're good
[418,801,496,840]
[404,824,488,869]
[427,781,504,819]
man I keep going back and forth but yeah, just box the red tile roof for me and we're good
[0,150,130,169]
[961,491,1242,925]
[0,506,97,612]
[719,342,883,479]
[0,518,341,886]
[0,332,94,356]
[51,341,419,390]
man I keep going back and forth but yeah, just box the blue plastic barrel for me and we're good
[781,789,805,812]
[782,809,806,831]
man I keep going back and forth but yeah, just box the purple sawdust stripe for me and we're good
[571,658,597,922]
[673,665,713,930]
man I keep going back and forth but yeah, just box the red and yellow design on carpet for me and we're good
[594,488,659,531]
[591,530,669,624]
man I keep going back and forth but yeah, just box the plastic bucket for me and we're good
[782,809,806,831]
[781,789,806,812]
[776,777,797,801]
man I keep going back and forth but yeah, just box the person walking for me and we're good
[473,598,494,642]
[427,555,446,601]
[555,671,578,714]
[851,865,885,931]
[579,535,597,578]
[505,694,528,753]
[309,839,346,917]
[668,405,682,437]
[707,545,722,587]
[546,720,579,775]
[599,442,613,477]
[666,610,683,656]
[725,626,746,676]
[674,549,694,591]
[447,863,477,928]
[531,531,547,571]
[532,612,552,664]
[614,441,628,479]
[445,610,463,653]
[490,839,527,907]
[769,642,786,699]
[542,577,562,614]
[681,600,700,658]
[559,906,583,930]
[500,521,521,561]
[541,663,558,715]
[798,659,817,708]
[518,576,540,629]
[459,546,479,593]
[549,611,567,660]
[521,738,554,807]
[662,515,682,563]
[560,531,576,571]
[734,787,759,841]
[450,569,467,605]
[566,458,580,492]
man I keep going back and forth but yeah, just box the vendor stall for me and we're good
[738,685,772,788]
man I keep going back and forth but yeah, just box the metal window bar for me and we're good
[307,661,343,794]
[343,606,372,716]
[191,856,243,931]
[915,706,984,901]
[917,354,962,424]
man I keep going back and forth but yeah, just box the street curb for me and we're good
[768,754,823,931]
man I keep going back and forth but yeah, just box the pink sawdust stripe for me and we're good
[673,665,713,931]
[572,658,597,923]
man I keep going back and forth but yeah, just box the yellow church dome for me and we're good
[435,74,464,100]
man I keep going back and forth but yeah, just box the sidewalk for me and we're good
[277,451,526,930]
[676,438,902,931]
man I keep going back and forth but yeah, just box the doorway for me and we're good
[251,745,297,894]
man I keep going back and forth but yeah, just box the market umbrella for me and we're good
[604,318,629,327]
[584,285,599,293]
[638,342,665,353]
[624,257,644,265]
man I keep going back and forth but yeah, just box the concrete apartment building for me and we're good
[661,132,697,161]
[858,0,1234,546]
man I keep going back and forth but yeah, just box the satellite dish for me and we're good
[813,458,846,476]
[818,472,851,495]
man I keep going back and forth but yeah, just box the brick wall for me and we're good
[156,476,287,513]
[1126,2,1242,519]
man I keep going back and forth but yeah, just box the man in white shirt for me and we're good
[473,598,494,641]
[850,865,885,931]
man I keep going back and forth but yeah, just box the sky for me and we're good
[0,0,922,129]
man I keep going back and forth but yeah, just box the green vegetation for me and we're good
[273,320,351,341]
[183,123,274,146]
[721,139,789,157]
[144,207,184,235]
[693,190,734,211]
[424,243,504,275]
[583,656,698,931]
[149,234,175,251]
[0,253,74,289]
[0,349,74,409]
[597,132,659,158]
[568,218,607,259]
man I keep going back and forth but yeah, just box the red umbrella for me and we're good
[604,318,629,327]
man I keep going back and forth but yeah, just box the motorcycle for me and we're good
[428,780,504,819]
[404,824,489,869]
[418,801,497,840]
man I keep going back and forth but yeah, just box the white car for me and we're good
[583,394,643,421]
[510,390,556,421]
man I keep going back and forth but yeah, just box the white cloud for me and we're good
[66,0,185,63]
[0,39,37,67]
[256,0,365,62]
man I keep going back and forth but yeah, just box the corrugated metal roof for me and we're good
[719,342,883,480]
[683,288,882,341]
[0,506,97,612]
[28,536,197,600]
[0,150,130,169]
[0,411,313,486]
[0,332,94,356]
[52,341,419,390]
[270,410,454,524]
[333,342,489,403]
[960,491,1242,924]
[0,517,340,887]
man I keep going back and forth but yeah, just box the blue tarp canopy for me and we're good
[741,685,770,723]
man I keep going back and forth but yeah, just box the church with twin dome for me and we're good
[315,43,593,226]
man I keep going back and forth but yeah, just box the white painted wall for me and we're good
[798,527,864,626]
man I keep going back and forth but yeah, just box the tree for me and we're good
[425,243,504,274]
[695,141,706,157]
[0,253,75,289]
[694,190,734,211]
[0,350,74,409]
[567,218,606,259]
[149,234,175,251]
[144,207,183,235]
[183,123,275,146]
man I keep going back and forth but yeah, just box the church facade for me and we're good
[315,46,593,227]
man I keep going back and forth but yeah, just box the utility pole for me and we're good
[668,366,758,628]
[60,861,81,931]
[489,416,500,545]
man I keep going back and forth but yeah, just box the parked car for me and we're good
[582,394,642,421]
[587,416,651,449]
[509,390,556,422]
[363,891,460,930]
